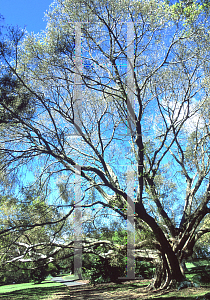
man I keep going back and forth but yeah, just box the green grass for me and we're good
[0,273,75,299]
[185,262,196,269]
[149,291,210,299]
[186,259,210,269]
[0,280,67,300]
[185,259,210,285]
[61,274,76,280]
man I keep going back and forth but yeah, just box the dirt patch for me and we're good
[74,280,90,285]
[67,280,150,299]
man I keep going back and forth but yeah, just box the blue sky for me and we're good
[0,0,53,34]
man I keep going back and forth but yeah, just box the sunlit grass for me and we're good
[0,280,66,300]
[185,262,196,269]
[61,274,76,280]
[0,281,62,293]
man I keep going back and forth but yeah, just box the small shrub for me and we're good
[0,266,30,285]
[30,265,49,284]
[30,262,60,284]
[200,268,210,284]
[135,261,154,279]
[82,256,125,285]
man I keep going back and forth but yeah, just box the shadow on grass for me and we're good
[151,294,201,300]
[150,287,210,300]
[151,296,210,300]
[92,281,149,291]
[0,285,68,300]
[66,280,151,299]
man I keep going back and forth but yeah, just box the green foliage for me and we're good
[0,74,34,124]
[193,241,210,259]
[163,0,207,29]
[55,252,74,274]
[82,227,154,284]
[135,261,154,279]
[111,229,127,244]
[0,190,65,285]
[193,216,210,259]
[168,0,210,13]
[82,253,154,284]
[81,227,127,284]
[0,26,35,125]
[0,264,30,285]
[192,270,210,284]
[30,262,60,284]
[82,253,126,285]
[0,261,61,285]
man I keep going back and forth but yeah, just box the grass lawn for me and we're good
[185,259,210,284]
[0,280,70,300]
[186,259,210,270]
[61,274,77,280]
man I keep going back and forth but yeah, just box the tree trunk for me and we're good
[135,203,186,289]
[147,253,185,290]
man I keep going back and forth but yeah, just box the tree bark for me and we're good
[135,202,186,289]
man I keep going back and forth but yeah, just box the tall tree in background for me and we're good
[0,0,210,290]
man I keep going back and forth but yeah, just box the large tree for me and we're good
[1,0,210,290]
